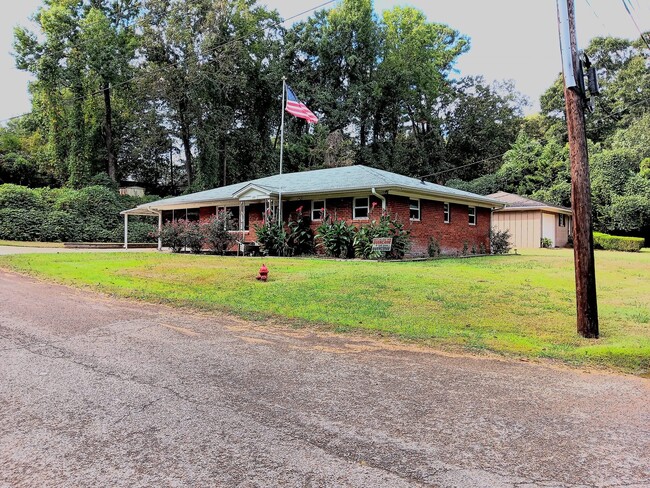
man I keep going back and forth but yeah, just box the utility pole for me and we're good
[556,0,599,338]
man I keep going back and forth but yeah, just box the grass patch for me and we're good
[1,248,649,373]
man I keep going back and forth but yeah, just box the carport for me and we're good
[120,207,162,250]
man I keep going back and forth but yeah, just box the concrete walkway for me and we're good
[0,271,648,487]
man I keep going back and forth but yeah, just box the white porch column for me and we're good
[157,212,163,251]
[123,214,129,249]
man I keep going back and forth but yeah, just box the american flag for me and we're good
[285,85,318,123]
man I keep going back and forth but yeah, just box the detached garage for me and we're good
[488,191,573,248]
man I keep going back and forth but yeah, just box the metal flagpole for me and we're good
[278,77,286,224]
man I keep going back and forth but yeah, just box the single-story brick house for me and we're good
[487,191,573,248]
[122,165,505,256]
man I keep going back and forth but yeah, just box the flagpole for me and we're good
[278,77,286,225]
[280,77,285,176]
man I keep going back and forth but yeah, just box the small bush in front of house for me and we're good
[593,232,644,252]
[353,225,381,259]
[254,218,287,256]
[158,219,187,253]
[202,211,236,254]
[427,236,441,257]
[316,218,356,258]
[286,206,314,256]
[490,228,512,255]
[540,237,553,248]
[182,220,204,254]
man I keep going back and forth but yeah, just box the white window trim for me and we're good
[409,198,421,221]
[443,202,450,224]
[468,206,477,226]
[311,199,326,221]
[353,196,370,220]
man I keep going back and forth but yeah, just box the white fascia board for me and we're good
[496,206,572,215]
[385,187,505,209]
[146,199,241,211]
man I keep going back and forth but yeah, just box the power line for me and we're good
[418,94,649,182]
[0,0,338,126]
[583,0,610,35]
[418,153,506,180]
[621,0,650,50]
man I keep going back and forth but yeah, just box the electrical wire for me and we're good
[583,0,610,35]
[621,0,650,50]
[419,94,649,182]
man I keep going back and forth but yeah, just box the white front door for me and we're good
[542,213,555,247]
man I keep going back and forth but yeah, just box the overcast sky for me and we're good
[1,0,648,122]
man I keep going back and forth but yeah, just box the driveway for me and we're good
[0,271,648,487]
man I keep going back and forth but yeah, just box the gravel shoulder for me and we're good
[0,270,648,487]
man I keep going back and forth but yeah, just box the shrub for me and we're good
[0,208,44,241]
[40,211,80,242]
[540,237,553,248]
[182,220,204,254]
[321,213,410,260]
[158,219,187,253]
[0,184,45,211]
[427,236,441,257]
[254,219,287,256]
[123,221,157,244]
[593,232,644,252]
[0,183,159,243]
[202,211,236,254]
[286,207,314,256]
[490,228,512,255]
[316,219,356,258]
[353,225,381,259]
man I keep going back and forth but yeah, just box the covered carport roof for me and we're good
[120,207,160,217]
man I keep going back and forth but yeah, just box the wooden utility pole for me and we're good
[556,0,599,338]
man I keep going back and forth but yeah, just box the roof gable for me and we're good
[488,191,571,213]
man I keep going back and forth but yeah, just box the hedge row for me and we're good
[593,232,645,252]
[0,184,157,243]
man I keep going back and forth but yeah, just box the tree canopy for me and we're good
[4,1,648,239]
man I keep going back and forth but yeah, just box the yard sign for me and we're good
[372,237,393,252]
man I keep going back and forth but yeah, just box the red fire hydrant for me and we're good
[256,263,269,282]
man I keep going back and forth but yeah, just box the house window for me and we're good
[468,206,476,226]
[409,199,420,221]
[312,200,326,221]
[443,203,450,223]
[558,214,566,227]
[186,208,200,222]
[353,197,369,219]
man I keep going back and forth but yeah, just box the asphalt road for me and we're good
[0,271,648,488]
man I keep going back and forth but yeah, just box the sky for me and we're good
[1,0,649,123]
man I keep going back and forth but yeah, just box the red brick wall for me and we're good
[200,196,492,256]
[199,206,216,221]
[384,195,490,256]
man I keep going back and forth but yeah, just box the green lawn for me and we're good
[1,248,649,373]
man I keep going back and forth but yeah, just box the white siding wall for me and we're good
[542,212,556,247]
[492,211,542,249]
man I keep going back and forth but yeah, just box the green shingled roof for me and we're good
[130,165,503,211]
